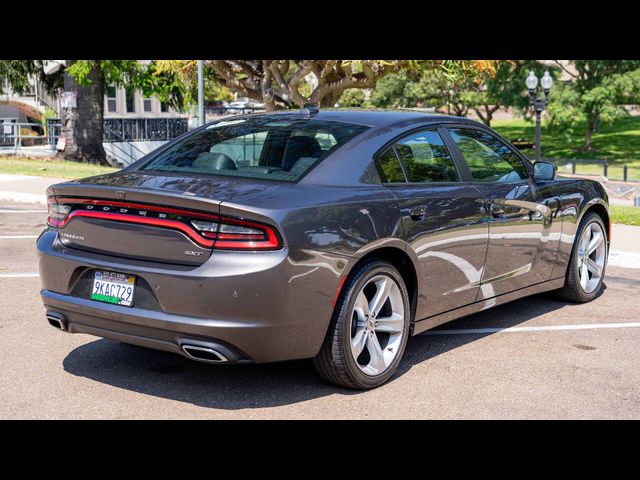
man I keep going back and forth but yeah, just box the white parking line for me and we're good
[422,322,640,335]
[0,235,38,239]
[0,273,39,278]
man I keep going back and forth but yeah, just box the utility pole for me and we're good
[198,60,204,127]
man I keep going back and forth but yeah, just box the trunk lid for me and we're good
[49,171,285,266]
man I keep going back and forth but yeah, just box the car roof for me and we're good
[245,109,484,129]
[238,109,482,128]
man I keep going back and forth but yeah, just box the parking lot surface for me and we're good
[1,204,639,419]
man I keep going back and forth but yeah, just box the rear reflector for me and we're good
[47,197,283,251]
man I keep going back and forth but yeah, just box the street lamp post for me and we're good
[197,60,205,127]
[526,70,553,162]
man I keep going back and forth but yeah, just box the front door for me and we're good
[377,128,488,320]
[444,126,561,299]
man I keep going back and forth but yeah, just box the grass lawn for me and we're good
[0,156,118,179]
[610,205,640,226]
[492,116,640,181]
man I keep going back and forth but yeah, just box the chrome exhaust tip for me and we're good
[181,344,228,363]
[46,312,67,332]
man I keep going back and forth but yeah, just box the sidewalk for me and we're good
[0,174,64,205]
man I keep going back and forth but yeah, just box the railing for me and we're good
[545,158,640,182]
[204,106,265,118]
[0,121,55,151]
[103,118,189,142]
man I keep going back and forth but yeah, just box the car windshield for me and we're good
[140,115,370,182]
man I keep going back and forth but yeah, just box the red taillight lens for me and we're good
[191,216,281,250]
[47,198,70,227]
[48,197,283,251]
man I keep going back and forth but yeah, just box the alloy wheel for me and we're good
[577,221,606,294]
[349,274,405,376]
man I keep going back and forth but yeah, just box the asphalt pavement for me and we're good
[1,203,639,419]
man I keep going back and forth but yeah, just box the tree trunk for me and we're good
[583,113,599,151]
[61,61,107,164]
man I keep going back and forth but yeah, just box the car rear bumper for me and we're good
[37,230,348,363]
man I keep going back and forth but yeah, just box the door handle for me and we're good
[409,207,427,220]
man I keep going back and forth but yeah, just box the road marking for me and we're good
[0,210,47,213]
[422,322,640,335]
[608,250,640,269]
[0,273,39,278]
[0,235,38,239]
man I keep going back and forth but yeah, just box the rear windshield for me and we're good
[140,115,370,182]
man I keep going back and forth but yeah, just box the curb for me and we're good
[0,191,47,205]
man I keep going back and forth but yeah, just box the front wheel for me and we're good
[556,212,608,302]
[312,260,410,389]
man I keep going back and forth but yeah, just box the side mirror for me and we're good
[533,161,556,181]
[511,138,534,150]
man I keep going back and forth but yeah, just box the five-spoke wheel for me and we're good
[313,260,410,389]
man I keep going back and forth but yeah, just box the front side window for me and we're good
[449,128,528,182]
[141,116,369,182]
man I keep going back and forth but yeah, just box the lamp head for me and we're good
[526,71,539,90]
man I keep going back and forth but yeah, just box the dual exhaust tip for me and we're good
[181,344,228,363]
[46,312,67,332]
[45,311,230,364]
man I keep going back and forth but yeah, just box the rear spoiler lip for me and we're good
[48,183,222,215]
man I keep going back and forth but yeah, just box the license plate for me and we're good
[91,271,136,307]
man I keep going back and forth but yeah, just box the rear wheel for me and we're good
[312,260,410,389]
[556,212,608,302]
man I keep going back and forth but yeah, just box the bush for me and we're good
[19,128,38,147]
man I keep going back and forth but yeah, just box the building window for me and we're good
[125,88,135,113]
[143,98,153,113]
[106,85,117,113]
[160,101,168,112]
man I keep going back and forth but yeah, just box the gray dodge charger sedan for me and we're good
[37,108,610,389]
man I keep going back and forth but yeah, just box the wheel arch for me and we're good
[337,245,419,326]
[579,198,611,244]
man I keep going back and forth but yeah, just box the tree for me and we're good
[464,60,549,126]
[337,88,366,107]
[157,60,414,110]
[62,61,184,164]
[0,60,184,164]
[368,60,549,126]
[548,60,640,150]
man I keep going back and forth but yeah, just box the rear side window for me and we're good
[141,116,369,182]
[377,130,459,183]
[448,128,528,182]
[378,147,406,182]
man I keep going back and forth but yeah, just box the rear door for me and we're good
[377,127,489,320]
[443,126,561,298]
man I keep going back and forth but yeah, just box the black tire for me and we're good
[312,259,411,389]
[555,212,608,303]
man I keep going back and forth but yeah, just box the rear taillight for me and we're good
[47,198,70,227]
[47,197,282,251]
[191,217,281,250]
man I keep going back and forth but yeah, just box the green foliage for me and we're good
[367,60,554,123]
[66,60,186,110]
[610,205,640,226]
[0,60,63,96]
[0,156,117,179]
[492,117,640,166]
[338,89,366,107]
[547,61,640,149]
